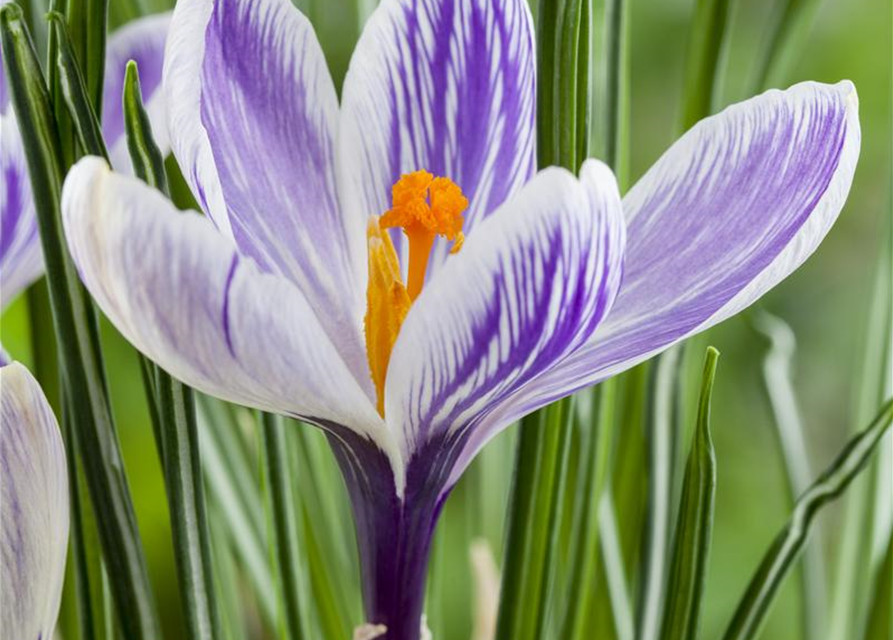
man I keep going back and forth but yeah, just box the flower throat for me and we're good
[365,170,469,415]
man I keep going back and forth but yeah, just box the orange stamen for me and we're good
[365,170,469,416]
[380,170,468,300]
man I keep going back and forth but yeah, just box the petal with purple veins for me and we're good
[384,160,625,472]
[1,111,42,311]
[164,0,368,382]
[102,11,172,172]
[1,362,68,640]
[471,80,860,466]
[339,0,536,277]
[61,157,393,457]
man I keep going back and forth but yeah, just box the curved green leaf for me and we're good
[722,398,893,640]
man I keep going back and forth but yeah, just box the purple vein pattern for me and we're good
[60,0,860,636]
[165,0,371,386]
[467,82,861,474]
[385,162,624,460]
[1,112,41,319]
[340,0,536,276]
[1,363,68,640]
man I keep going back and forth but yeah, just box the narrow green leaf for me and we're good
[560,380,617,639]
[830,227,893,640]
[196,397,277,627]
[495,399,574,640]
[598,493,636,640]
[0,7,160,637]
[209,506,246,640]
[123,60,168,192]
[46,0,76,167]
[752,311,826,640]
[722,398,893,640]
[575,0,592,163]
[261,413,308,640]
[538,0,590,171]
[862,532,892,640]
[64,0,107,114]
[63,404,102,640]
[123,59,224,640]
[25,280,60,413]
[679,0,731,131]
[753,0,825,92]
[658,348,718,640]
[291,426,361,629]
[158,378,224,640]
[299,501,352,640]
[590,363,650,640]
[600,0,629,187]
[638,347,685,640]
[47,12,108,159]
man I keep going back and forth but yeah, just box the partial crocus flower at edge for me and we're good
[0,361,69,640]
[59,0,861,638]
[0,10,171,362]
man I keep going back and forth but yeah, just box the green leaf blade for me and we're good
[659,347,719,640]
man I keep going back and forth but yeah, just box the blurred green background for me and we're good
[1,0,890,639]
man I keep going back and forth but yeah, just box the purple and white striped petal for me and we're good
[468,80,860,467]
[103,11,172,173]
[339,0,536,276]
[1,111,42,310]
[384,160,625,465]
[1,362,69,640]
[61,157,393,456]
[164,0,369,385]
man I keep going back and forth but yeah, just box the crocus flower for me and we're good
[1,361,69,639]
[59,0,860,637]
[0,12,170,363]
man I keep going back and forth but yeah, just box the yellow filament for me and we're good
[365,217,411,415]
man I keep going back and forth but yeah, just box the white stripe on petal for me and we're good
[61,157,394,459]
[1,362,68,640]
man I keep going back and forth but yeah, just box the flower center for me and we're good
[365,170,469,415]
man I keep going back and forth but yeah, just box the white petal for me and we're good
[61,157,393,455]
[1,362,68,640]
